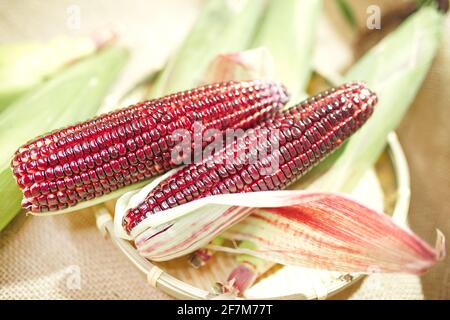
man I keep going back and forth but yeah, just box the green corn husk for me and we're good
[252,0,322,100]
[0,32,114,112]
[306,6,443,193]
[149,0,267,97]
[0,46,128,231]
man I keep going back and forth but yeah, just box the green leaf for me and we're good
[149,0,267,97]
[0,169,22,231]
[0,33,114,112]
[252,0,323,100]
[306,7,443,193]
[0,46,128,231]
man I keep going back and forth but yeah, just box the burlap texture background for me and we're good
[0,0,449,299]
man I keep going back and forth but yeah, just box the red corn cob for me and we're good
[11,80,288,213]
[123,82,377,233]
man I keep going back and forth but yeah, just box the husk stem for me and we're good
[188,236,225,268]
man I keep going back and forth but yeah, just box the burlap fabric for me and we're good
[0,0,449,299]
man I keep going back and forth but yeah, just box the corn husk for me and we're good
[148,0,267,97]
[251,0,322,101]
[211,197,445,273]
[0,46,128,231]
[306,6,443,193]
[115,180,444,273]
[0,31,115,112]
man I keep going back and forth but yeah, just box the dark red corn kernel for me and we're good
[12,80,288,213]
[123,82,377,233]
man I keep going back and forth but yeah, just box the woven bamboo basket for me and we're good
[95,132,410,300]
